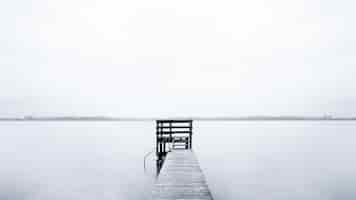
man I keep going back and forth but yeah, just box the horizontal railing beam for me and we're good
[156,126,192,128]
[156,120,192,123]
[156,131,191,134]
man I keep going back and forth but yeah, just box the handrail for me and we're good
[144,149,155,173]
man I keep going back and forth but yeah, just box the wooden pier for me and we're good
[151,149,213,200]
[156,120,193,173]
[151,120,213,200]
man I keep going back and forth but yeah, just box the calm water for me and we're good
[1,121,356,200]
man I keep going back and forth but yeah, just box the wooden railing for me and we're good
[156,120,193,173]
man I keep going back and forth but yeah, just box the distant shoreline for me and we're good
[1,117,356,121]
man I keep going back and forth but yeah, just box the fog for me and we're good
[1,0,356,117]
[1,0,356,198]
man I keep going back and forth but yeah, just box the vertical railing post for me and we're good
[169,121,172,143]
[189,120,193,149]
[156,121,160,175]
[160,122,163,158]
[156,121,159,156]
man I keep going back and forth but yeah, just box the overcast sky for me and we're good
[1,0,356,117]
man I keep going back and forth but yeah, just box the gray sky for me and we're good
[1,0,356,117]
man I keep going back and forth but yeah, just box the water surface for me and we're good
[195,121,356,200]
[0,121,155,200]
[1,121,356,200]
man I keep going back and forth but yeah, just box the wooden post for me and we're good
[189,120,193,149]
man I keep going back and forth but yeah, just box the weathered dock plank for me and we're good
[152,150,213,200]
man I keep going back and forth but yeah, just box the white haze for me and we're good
[1,0,356,117]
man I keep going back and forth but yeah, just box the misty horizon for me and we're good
[1,0,356,200]
[1,114,356,121]
[1,0,356,117]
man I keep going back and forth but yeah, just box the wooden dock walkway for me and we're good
[151,150,213,200]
